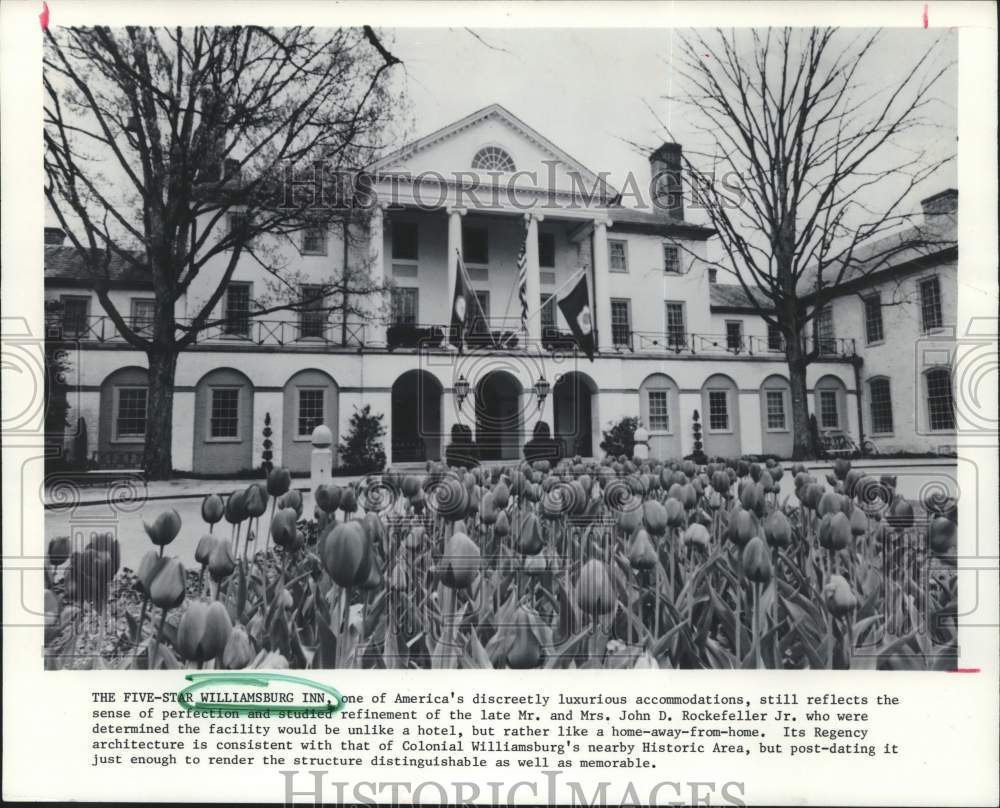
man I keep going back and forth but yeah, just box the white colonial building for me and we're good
[44,104,956,473]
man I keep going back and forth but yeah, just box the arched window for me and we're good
[925,368,955,431]
[868,377,894,434]
[472,146,515,172]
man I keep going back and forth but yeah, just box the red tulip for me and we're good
[320,521,372,587]
[143,508,182,547]
[177,600,232,662]
[576,559,614,616]
[223,625,254,669]
[628,528,658,570]
[507,607,544,669]
[742,536,772,584]
[201,494,224,525]
[244,483,269,519]
[517,512,544,555]
[148,557,186,609]
[208,540,236,582]
[266,467,292,497]
[440,532,481,589]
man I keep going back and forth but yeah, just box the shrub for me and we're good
[337,405,386,473]
[261,412,274,477]
[685,409,708,465]
[600,416,638,458]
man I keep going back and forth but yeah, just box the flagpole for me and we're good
[456,250,498,349]
[499,267,587,349]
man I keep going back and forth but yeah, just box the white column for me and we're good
[368,203,386,346]
[446,206,465,317]
[592,218,613,353]
[170,391,196,471]
[524,213,543,345]
[738,391,763,456]
[846,391,861,444]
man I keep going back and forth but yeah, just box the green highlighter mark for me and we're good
[177,672,345,716]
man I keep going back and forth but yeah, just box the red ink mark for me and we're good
[39,1,49,31]
[948,668,981,673]
[922,4,928,28]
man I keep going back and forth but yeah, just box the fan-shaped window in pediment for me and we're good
[472,145,516,172]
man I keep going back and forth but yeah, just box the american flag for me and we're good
[516,222,528,333]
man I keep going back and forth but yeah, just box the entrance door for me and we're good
[553,373,594,457]
[475,371,522,460]
[391,370,442,462]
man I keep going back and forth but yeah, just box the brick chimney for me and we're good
[44,226,66,246]
[649,142,684,220]
[920,188,957,219]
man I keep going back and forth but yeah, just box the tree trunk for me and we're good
[785,337,814,460]
[144,348,178,480]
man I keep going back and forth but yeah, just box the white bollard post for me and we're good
[633,423,650,461]
[310,425,334,493]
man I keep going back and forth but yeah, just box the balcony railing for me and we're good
[45,315,366,348]
[48,315,857,359]
[631,332,856,358]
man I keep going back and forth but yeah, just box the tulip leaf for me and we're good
[790,618,827,669]
[157,643,181,670]
[543,627,591,669]
[462,630,494,669]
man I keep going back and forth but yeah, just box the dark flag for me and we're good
[449,254,470,352]
[557,268,595,361]
[451,254,495,351]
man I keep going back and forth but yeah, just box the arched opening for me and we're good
[391,370,443,463]
[553,371,599,458]
[98,366,149,466]
[475,370,523,461]
[700,373,741,459]
[759,374,792,458]
[193,367,254,474]
[639,372,680,461]
[814,374,849,435]
[282,369,339,473]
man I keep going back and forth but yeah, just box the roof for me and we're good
[798,214,956,297]
[45,246,151,288]
[609,207,715,240]
[709,283,774,311]
[369,102,619,202]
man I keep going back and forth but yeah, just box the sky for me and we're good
[45,26,958,268]
[382,27,958,232]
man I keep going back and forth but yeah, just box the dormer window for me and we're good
[472,146,515,172]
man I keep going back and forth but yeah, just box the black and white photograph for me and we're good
[3,3,998,805]
[37,23,966,672]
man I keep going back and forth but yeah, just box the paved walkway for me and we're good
[44,456,957,509]
[45,474,360,508]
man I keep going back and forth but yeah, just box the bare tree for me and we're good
[664,28,955,458]
[44,26,403,478]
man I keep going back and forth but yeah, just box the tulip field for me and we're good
[44,457,959,671]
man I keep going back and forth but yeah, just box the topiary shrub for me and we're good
[685,409,708,465]
[261,412,274,477]
[337,405,387,473]
[600,416,638,459]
